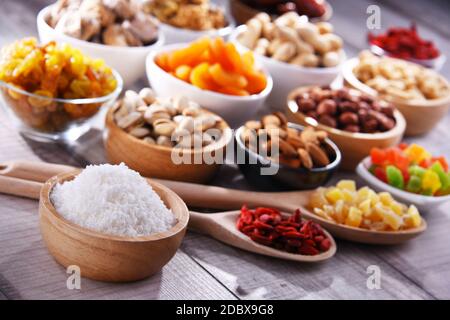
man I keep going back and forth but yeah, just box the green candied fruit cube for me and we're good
[430,162,450,190]
[386,165,404,189]
[421,188,433,196]
[408,165,426,178]
[406,175,422,193]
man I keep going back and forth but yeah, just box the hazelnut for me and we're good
[343,124,360,133]
[362,119,378,133]
[305,111,318,120]
[339,112,359,125]
[338,101,359,113]
[297,98,316,113]
[317,99,337,116]
[318,114,337,128]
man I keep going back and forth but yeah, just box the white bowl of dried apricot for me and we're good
[146,38,273,126]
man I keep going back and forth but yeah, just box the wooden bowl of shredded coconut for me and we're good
[39,164,189,282]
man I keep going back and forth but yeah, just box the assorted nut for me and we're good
[354,51,450,101]
[294,86,397,133]
[47,0,159,46]
[113,88,225,149]
[237,12,344,68]
[142,0,227,31]
[241,112,332,169]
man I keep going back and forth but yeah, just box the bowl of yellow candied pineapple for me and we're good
[0,38,122,141]
[307,179,427,244]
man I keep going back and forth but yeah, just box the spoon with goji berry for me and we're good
[189,206,336,262]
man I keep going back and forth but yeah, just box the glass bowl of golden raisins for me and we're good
[0,38,122,141]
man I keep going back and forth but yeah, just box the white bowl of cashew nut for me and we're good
[37,4,165,87]
[230,12,346,109]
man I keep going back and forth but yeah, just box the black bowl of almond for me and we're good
[235,112,341,190]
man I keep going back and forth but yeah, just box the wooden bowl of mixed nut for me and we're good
[104,88,233,183]
[235,112,341,190]
[287,86,406,171]
[343,51,450,136]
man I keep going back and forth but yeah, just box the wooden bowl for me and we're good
[39,171,189,282]
[342,57,450,136]
[230,0,332,25]
[286,86,406,171]
[104,107,233,183]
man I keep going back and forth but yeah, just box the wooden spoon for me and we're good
[0,160,427,244]
[0,174,336,263]
[189,210,336,262]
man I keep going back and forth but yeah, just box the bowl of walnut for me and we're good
[104,88,233,183]
[230,12,345,108]
[287,86,406,171]
[343,51,450,136]
[37,0,164,86]
[142,0,234,44]
[235,112,341,191]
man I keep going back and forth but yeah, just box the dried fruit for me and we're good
[0,37,117,132]
[237,206,331,255]
[47,0,159,47]
[155,37,267,96]
[309,180,423,231]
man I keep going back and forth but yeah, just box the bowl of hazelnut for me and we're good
[287,86,406,170]
[235,112,341,191]
[104,88,233,183]
[37,1,164,86]
[343,51,450,136]
[230,12,345,108]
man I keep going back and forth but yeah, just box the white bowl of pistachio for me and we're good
[37,3,164,86]
[229,12,346,109]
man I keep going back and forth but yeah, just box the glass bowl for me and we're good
[0,69,123,142]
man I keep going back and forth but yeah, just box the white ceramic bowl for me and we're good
[230,25,344,109]
[145,43,273,127]
[159,21,235,44]
[356,156,450,211]
[37,5,165,87]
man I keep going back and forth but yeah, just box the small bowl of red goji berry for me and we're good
[368,24,446,70]
[356,143,450,211]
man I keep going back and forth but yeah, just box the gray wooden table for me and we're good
[1,0,449,300]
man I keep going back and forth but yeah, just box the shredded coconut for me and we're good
[51,163,175,237]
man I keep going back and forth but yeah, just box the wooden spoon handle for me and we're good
[0,160,75,182]
[0,160,305,212]
[0,175,42,200]
[154,179,293,211]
